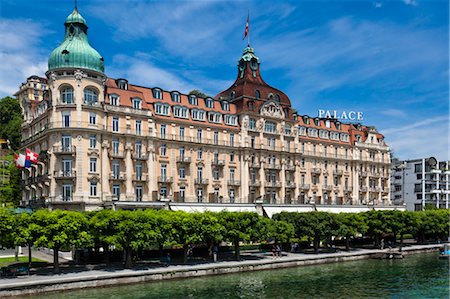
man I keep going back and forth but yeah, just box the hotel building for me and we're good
[391,157,449,211]
[18,7,392,211]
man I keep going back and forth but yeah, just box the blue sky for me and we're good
[0,0,448,160]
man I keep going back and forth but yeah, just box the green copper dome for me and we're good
[48,8,104,73]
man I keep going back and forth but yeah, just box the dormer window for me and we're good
[303,116,309,125]
[208,112,222,123]
[224,115,238,126]
[109,94,119,106]
[189,95,198,105]
[314,118,320,126]
[116,79,128,90]
[132,98,142,110]
[336,122,341,130]
[275,94,280,102]
[255,90,260,99]
[155,103,170,116]
[173,106,188,119]
[191,109,205,121]
[221,101,230,111]
[152,88,162,100]
[356,135,362,142]
[205,98,214,108]
[248,101,254,111]
[171,92,180,103]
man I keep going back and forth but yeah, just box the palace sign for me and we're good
[318,109,364,121]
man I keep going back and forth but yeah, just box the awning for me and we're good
[169,203,257,213]
[263,206,314,218]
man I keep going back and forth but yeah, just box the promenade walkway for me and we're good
[0,243,442,297]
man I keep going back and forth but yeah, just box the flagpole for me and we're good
[247,11,250,47]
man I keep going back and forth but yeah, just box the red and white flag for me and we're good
[26,148,39,163]
[243,13,249,40]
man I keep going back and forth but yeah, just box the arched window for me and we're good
[255,90,260,99]
[61,86,74,104]
[84,88,98,105]
[275,94,280,102]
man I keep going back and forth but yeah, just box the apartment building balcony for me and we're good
[360,171,368,177]
[249,162,261,169]
[311,168,321,174]
[176,156,192,164]
[105,104,152,117]
[266,163,281,170]
[250,180,261,187]
[53,146,76,154]
[286,182,296,188]
[360,186,368,192]
[299,184,310,190]
[132,152,147,160]
[333,170,343,176]
[211,160,225,167]
[285,165,296,171]
[132,174,147,182]
[323,185,333,191]
[344,187,353,193]
[53,170,76,179]
[266,181,282,188]
[228,180,241,186]
[195,178,209,185]
[109,150,125,159]
[158,176,173,184]
[109,173,126,181]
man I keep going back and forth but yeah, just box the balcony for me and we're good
[286,182,296,188]
[285,165,296,171]
[228,180,241,186]
[109,151,125,159]
[360,171,368,177]
[299,184,310,190]
[158,176,173,183]
[132,174,147,182]
[53,146,76,154]
[105,104,152,117]
[109,173,126,181]
[250,180,261,187]
[195,178,209,185]
[132,152,147,160]
[176,156,192,164]
[360,186,368,192]
[333,170,343,176]
[211,160,225,167]
[266,181,282,188]
[323,185,333,191]
[344,187,353,193]
[266,163,281,170]
[53,170,76,179]
[250,162,261,169]
[311,168,321,174]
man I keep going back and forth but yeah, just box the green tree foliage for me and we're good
[188,89,209,98]
[0,96,23,150]
[0,154,22,206]
[266,219,295,244]
[336,212,367,250]
[414,210,450,242]
[0,208,16,249]
[33,210,92,273]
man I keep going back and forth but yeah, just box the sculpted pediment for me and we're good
[260,101,285,119]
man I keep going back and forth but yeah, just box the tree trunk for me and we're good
[28,243,32,274]
[400,234,404,252]
[374,235,380,248]
[124,247,133,269]
[159,243,164,258]
[313,236,319,254]
[393,230,397,244]
[183,244,188,264]
[345,234,350,251]
[234,239,240,261]
[53,248,60,274]
[104,243,110,264]
[14,246,19,262]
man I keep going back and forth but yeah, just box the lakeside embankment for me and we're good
[0,243,442,297]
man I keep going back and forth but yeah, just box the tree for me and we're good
[363,211,392,247]
[336,213,367,250]
[413,210,450,243]
[33,210,92,273]
[188,89,209,98]
[0,96,23,150]
[0,208,16,250]
[218,212,265,260]
[266,219,295,244]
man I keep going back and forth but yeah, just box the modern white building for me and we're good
[391,157,450,211]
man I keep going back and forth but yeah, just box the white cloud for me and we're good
[402,0,418,6]
[0,19,50,97]
[380,109,407,118]
[374,2,383,8]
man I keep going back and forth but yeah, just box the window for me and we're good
[319,130,329,139]
[160,144,167,156]
[197,188,203,203]
[414,164,422,173]
[171,92,180,102]
[90,181,97,196]
[197,167,203,180]
[160,124,166,138]
[221,101,230,111]
[230,133,235,146]
[255,90,260,99]
[62,184,73,201]
[112,117,119,132]
[117,79,128,90]
[213,167,219,180]
[264,121,276,133]
[112,139,119,154]
[135,163,142,179]
[214,131,219,145]
[135,141,142,157]
[155,103,170,116]
[230,169,235,181]
[197,148,203,159]
[230,91,235,100]
[179,187,186,201]
[135,120,142,135]
[160,164,167,178]
[191,109,205,121]
[112,162,120,178]
[84,88,98,105]
[179,126,185,140]
[62,111,71,127]
[89,157,97,173]
[197,129,202,142]
[109,94,119,106]
[61,87,74,104]
[230,188,235,203]
[416,174,422,180]
[179,147,185,158]
[208,112,222,123]
[89,112,96,125]
[135,186,143,201]
[153,88,162,99]
[89,135,96,148]
[132,98,142,109]
[249,118,256,130]
[307,128,318,137]
[179,166,185,179]
[230,151,235,162]
[112,185,120,200]
[284,125,291,135]
[173,106,188,118]
[205,98,214,108]
[275,94,280,102]
[189,95,198,105]
[224,115,238,126]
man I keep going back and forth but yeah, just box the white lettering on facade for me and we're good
[317,109,364,121]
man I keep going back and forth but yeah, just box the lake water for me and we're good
[25,252,449,299]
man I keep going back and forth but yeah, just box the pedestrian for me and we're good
[276,244,281,258]
[212,244,218,263]
[380,239,385,250]
[271,245,276,258]
[165,252,171,266]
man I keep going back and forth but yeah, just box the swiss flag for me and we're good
[26,149,39,163]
